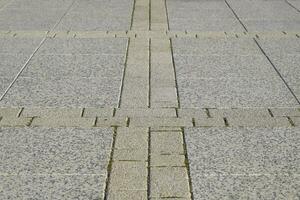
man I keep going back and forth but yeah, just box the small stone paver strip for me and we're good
[1,107,300,128]
[0,30,300,39]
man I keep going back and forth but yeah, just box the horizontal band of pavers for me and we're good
[0,107,299,128]
[0,30,299,39]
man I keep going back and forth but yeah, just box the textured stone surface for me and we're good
[0,174,107,199]
[0,127,113,199]
[186,127,300,199]
[150,167,191,198]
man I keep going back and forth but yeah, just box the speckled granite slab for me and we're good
[0,127,113,199]
[185,127,300,199]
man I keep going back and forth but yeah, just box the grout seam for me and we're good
[254,38,300,105]
[103,127,117,200]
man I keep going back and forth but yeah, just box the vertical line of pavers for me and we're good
[150,0,179,108]
[150,39,178,108]
[120,38,150,108]
[120,0,150,108]
[107,127,149,199]
[149,128,192,199]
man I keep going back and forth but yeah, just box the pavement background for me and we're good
[0,0,299,199]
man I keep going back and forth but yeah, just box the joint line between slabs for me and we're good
[224,0,248,32]
[118,38,130,108]
[181,127,194,200]
[148,38,151,108]
[103,127,117,200]
[0,0,76,101]
[147,127,151,200]
[164,0,170,31]
[170,38,181,108]
[130,0,136,30]
[253,38,300,105]
[285,0,300,13]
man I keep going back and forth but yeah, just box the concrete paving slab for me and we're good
[21,54,124,78]
[172,38,261,56]
[0,127,112,174]
[54,0,133,31]
[0,38,42,54]
[0,77,121,107]
[177,77,299,108]
[185,127,300,199]
[174,55,280,79]
[0,174,106,199]
[37,38,127,55]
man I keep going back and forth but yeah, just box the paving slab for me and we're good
[0,127,113,199]
[0,77,122,107]
[257,38,300,100]
[54,0,134,31]
[177,77,298,108]
[185,127,300,199]
[0,0,74,30]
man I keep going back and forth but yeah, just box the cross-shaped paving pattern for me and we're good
[0,0,300,199]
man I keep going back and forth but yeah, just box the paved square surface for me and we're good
[0,0,299,199]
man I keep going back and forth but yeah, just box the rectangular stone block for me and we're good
[95,117,127,127]
[291,117,300,126]
[150,167,191,198]
[109,162,148,191]
[83,107,113,117]
[209,108,271,118]
[113,149,148,161]
[115,108,176,117]
[130,117,192,127]
[108,190,147,200]
[0,117,32,127]
[0,108,21,117]
[270,108,300,117]
[194,117,225,127]
[227,117,291,127]
[151,132,184,154]
[178,108,207,118]
[21,108,82,118]
[151,154,185,167]
[31,117,95,127]
[115,131,148,150]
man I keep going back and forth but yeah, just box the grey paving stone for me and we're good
[0,54,29,78]
[287,0,300,10]
[186,127,300,198]
[0,10,62,30]
[21,54,125,78]
[115,108,176,117]
[54,0,133,31]
[174,55,280,80]
[186,127,300,175]
[150,167,191,198]
[0,38,42,54]
[37,38,127,55]
[0,174,106,200]
[0,127,112,174]
[0,77,11,96]
[243,19,300,31]
[172,38,261,56]
[190,174,300,200]
[169,19,244,32]
[178,77,299,108]
[6,0,73,10]
[227,0,300,21]
[0,76,121,107]
[109,161,148,191]
[151,132,184,154]
[257,38,300,100]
